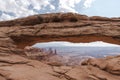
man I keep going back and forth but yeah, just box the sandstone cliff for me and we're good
[0,13,119,80]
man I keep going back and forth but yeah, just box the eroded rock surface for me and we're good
[0,13,119,80]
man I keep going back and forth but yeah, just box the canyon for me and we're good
[0,13,120,80]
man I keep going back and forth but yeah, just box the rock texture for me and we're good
[0,13,119,80]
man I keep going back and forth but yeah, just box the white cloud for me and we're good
[0,14,13,21]
[30,0,51,10]
[0,0,37,18]
[59,5,77,13]
[59,0,81,12]
[58,0,95,12]
[0,0,54,20]
[83,0,95,8]
[0,0,95,21]
[50,4,55,10]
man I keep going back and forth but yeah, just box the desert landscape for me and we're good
[0,13,119,80]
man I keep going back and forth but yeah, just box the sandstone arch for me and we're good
[0,13,120,53]
[0,13,120,80]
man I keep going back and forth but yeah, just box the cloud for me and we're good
[0,0,54,20]
[59,0,81,12]
[49,4,55,10]
[83,0,95,8]
[0,14,13,21]
[0,0,37,20]
[0,0,95,21]
[59,0,81,8]
[58,0,95,12]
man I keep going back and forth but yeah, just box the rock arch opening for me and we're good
[10,35,120,66]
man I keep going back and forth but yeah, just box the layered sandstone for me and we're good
[0,13,119,80]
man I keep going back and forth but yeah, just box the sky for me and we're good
[0,0,120,21]
[33,41,120,47]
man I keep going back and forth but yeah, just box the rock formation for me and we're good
[0,13,119,80]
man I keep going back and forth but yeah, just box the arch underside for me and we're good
[11,35,120,49]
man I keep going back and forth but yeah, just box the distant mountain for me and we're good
[33,41,120,58]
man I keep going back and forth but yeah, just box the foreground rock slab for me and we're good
[0,54,119,80]
[0,54,62,80]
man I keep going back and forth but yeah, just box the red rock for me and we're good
[0,13,119,80]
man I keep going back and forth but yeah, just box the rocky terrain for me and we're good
[0,13,120,80]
